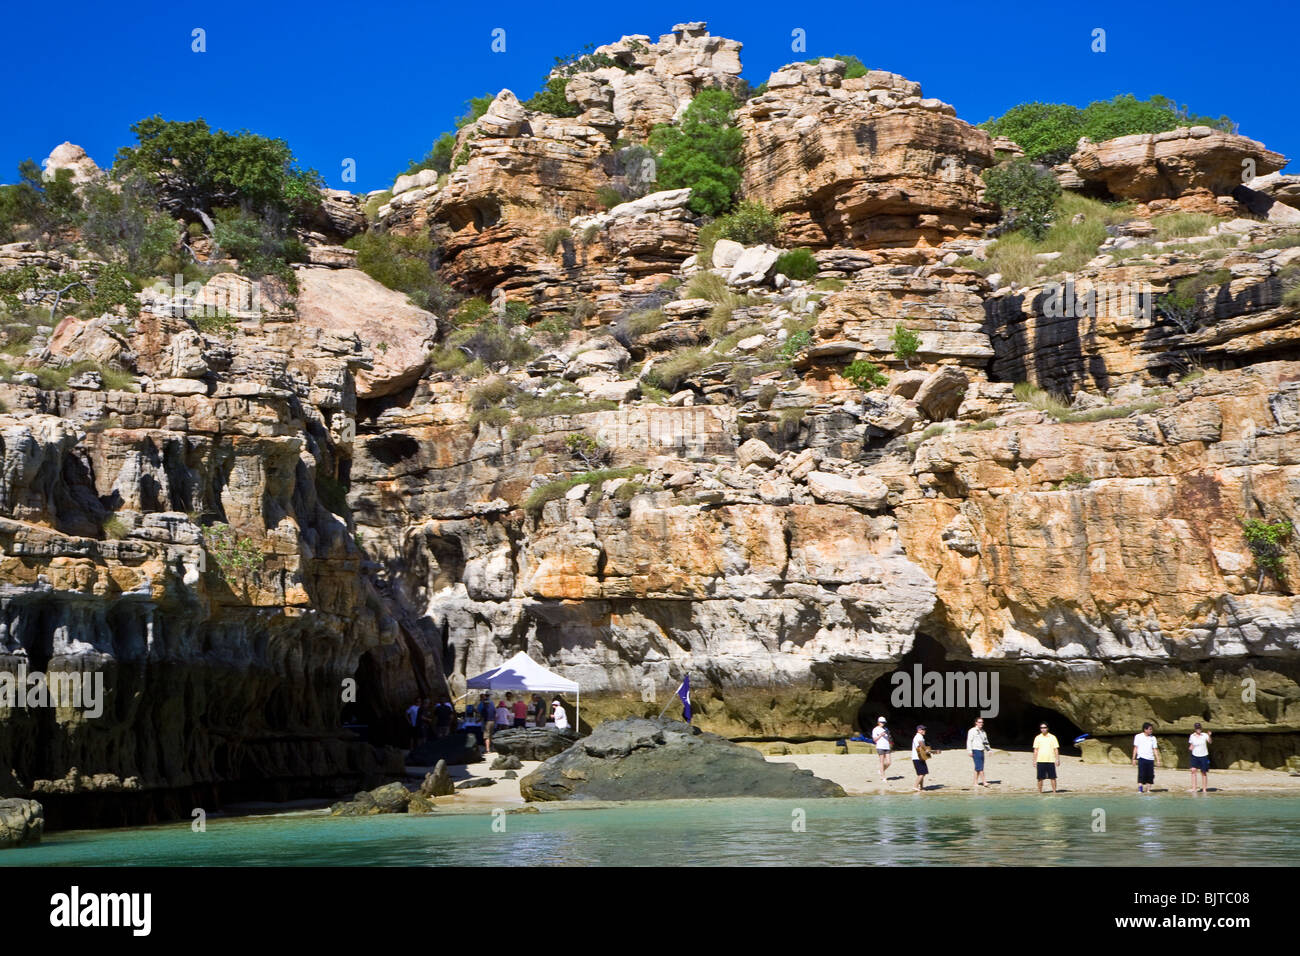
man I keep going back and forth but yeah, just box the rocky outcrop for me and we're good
[519,718,846,800]
[737,60,997,249]
[0,798,43,848]
[294,267,441,399]
[1067,128,1287,202]
[330,781,427,815]
[488,727,578,761]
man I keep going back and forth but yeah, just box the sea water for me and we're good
[4,793,1298,866]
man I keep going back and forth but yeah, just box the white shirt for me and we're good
[967,727,986,751]
[910,733,926,760]
[552,702,570,730]
[1189,732,1210,757]
[872,726,891,751]
[1133,733,1159,760]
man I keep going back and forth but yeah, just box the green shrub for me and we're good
[649,89,743,217]
[891,325,921,368]
[715,200,779,246]
[468,376,517,409]
[684,270,732,303]
[452,297,494,326]
[843,359,889,390]
[1013,381,1071,418]
[403,95,494,177]
[1151,212,1217,240]
[211,208,306,284]
[619,308,667,340]
[774,248,818,280]
[1242,516,1293,588]
[980,95,1236,164]
[1055,472,1092,489]
[524,77,581,117]
[101,514,129,540]
[982,158,1061,239]
[596,187,624,210]
[469,406,512,428]
[80,177,179,276]
[345,231,460,314]
[781,329,812,357]
[644,348,709,392]
[203,521,265,580]
[543,227,572,255]
[523,466,647,517]
[115,117,321,224]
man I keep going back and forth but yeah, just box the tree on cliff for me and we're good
[649,89,744,217]
[113,117,321,233]
[981,157,1061,239]
[981,95,1236,164]
[0,160,82,245]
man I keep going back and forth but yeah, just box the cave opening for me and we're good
[856,634,1084,753]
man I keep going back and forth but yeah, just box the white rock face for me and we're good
[711,239,745,269]
[41,142,99,184]
[728,245,781,286]
[806,471,890,511]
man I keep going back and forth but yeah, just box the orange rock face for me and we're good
[737,61,997,249]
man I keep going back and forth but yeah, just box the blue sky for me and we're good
[1,0,1294,192]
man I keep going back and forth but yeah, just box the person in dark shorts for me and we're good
[1132,722,1160,792]
[1032,723,1059,793]
[477,693,496,753]
[1188,722,1212,793]
[911,724,931,791]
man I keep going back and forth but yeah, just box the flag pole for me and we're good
[657,681,683,719]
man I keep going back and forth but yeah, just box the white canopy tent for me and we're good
[465,652,580,730]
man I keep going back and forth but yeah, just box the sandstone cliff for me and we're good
[2,23,1299,830]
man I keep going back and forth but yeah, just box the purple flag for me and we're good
[677,674,691,723]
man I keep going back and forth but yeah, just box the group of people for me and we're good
[468,691,570,752]
[404,691,572,753]
[404,696,456,747]
[869,716,1215,793]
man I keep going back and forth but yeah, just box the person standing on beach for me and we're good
[911,724,931,792]
[967,716,990,788]
[1032,723,1059,793]
[1188,723,1212,793]
[478,693,496,753]
[1132,722,1161,793]
[872,717,893,781]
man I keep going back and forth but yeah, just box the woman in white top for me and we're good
[1188,722,1212,793]
[871,717,893,781]
[551,698,570,731]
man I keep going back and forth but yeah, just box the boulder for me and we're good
[488,727,579,761]
[519,718,846,801]
[1068,128,1287,201]
[806,471,890,511]
[420,759,456,797]
[711,238,745,269]
[0,798,43,848]
[913,366,969,420]
[491,753,523,770]
[329,781,412,815]
[294,267,440,399]
[737,437,779,469]
[727,245,780,287]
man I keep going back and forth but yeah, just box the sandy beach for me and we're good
[406,746,1300,809]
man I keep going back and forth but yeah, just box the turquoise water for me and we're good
[5,793,1299,866]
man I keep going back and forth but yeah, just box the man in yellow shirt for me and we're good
[1032,722,1060,793]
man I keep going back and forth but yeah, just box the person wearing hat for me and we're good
[871,717,893,781]
[911,724,932,791]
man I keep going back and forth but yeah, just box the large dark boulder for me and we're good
[329,781,412,815]
[405,732,482,767]
[519,718,846,802]
[0,798,43,848]
[489,727,578,761]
